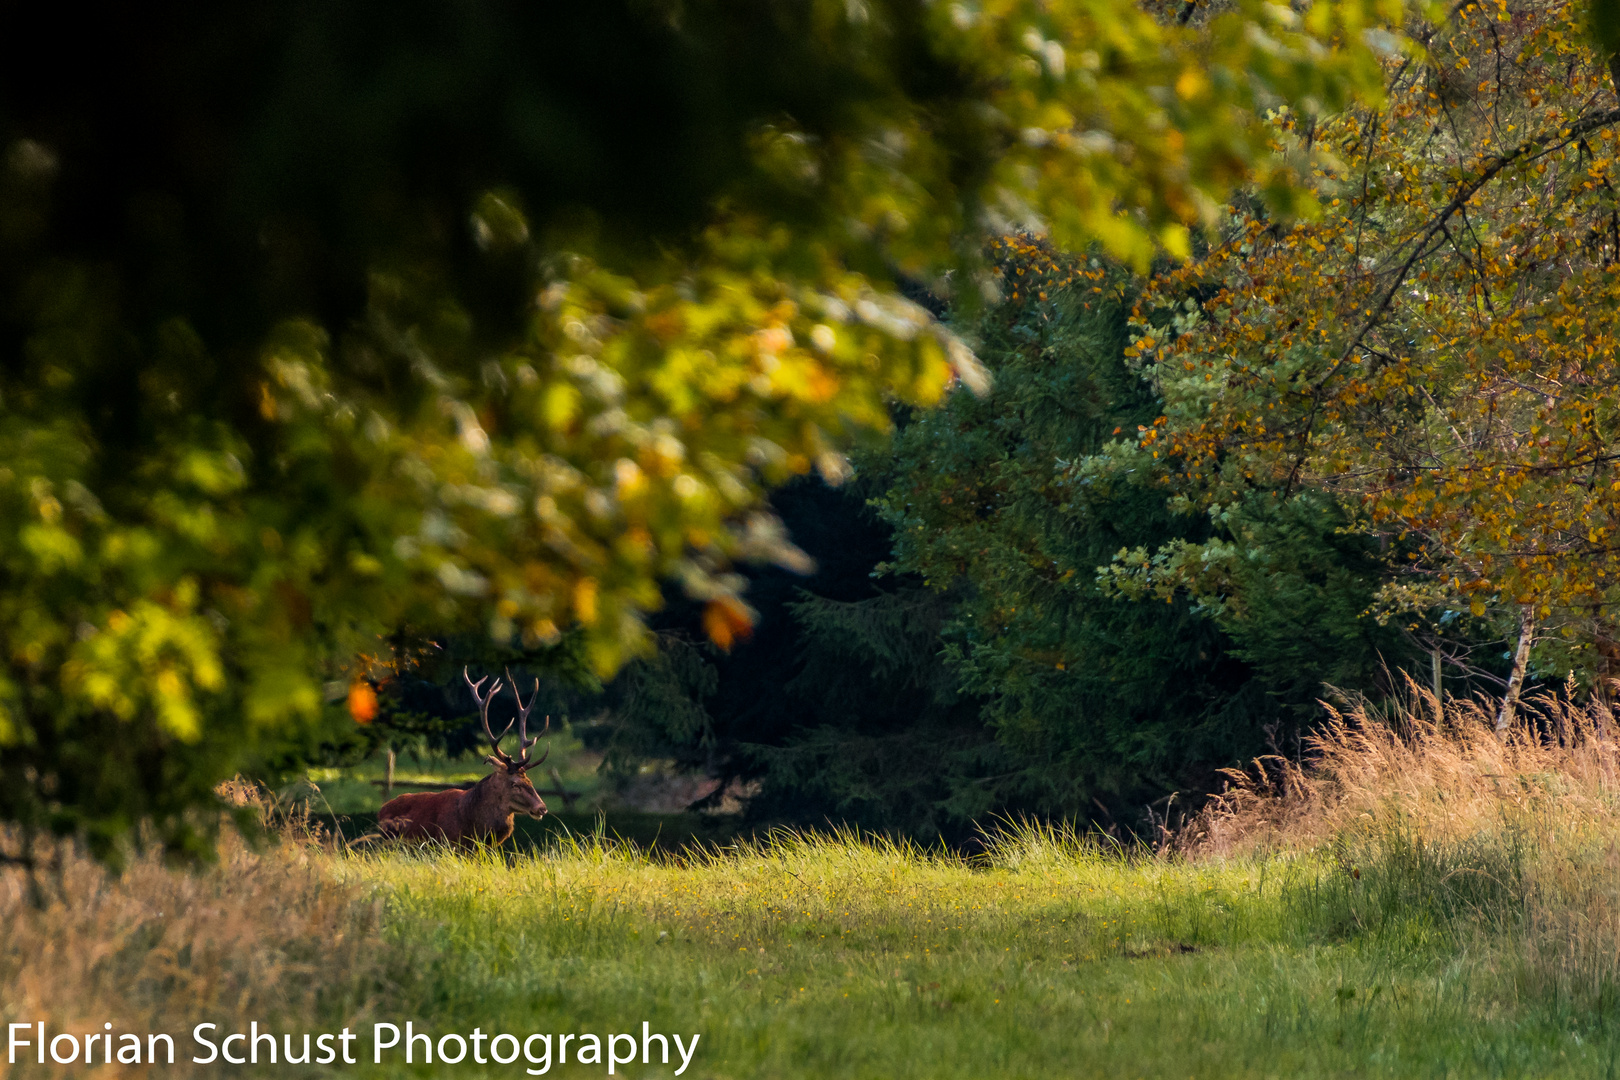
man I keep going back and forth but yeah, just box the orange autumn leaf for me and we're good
[702,598,754,652]
[348,681,379,724]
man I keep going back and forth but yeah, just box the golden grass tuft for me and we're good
[0,784,387,1077]
[1187,681,1620,852]
[1187,680,1620,1008]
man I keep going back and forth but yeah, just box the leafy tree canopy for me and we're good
[1123,0,1620,704]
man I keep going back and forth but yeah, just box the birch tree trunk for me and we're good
[1496,605,1535,735]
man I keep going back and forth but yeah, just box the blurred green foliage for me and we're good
[0,0,1401,858]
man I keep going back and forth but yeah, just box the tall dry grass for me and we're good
[1189,681,1620,852]
[1188,681,1620,1012]
[0,783,389,1077]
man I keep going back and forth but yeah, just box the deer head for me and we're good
[464,667,549,818]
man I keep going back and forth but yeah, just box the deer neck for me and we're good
[465,772,515,830]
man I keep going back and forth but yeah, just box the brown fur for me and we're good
[376,756,546,848]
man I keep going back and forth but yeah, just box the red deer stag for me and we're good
[376,668,550,848]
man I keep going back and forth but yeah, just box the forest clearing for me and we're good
[9,691,1620,1079]
[7,1,1620,1077]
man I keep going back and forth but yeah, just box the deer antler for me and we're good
[465,667,514,758]
[506,667,550,771]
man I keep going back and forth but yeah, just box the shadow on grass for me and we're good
[310,808,748,854]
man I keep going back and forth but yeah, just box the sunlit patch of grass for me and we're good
[339,817,1620,1078]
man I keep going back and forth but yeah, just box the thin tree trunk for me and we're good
[1431,650,1443,702]
[386,747,396,796]
[1496,604,1535,735]
[550,766,576,811]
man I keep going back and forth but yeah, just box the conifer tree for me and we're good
[874,242,1414,815]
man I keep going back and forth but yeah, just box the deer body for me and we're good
[377,767,544,847]
[373,668,551,849]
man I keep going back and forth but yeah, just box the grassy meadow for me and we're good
[9,692,1620,1078]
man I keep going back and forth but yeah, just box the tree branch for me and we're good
[1336,106,1620,377]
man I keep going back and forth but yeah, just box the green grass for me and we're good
[329,824,1620,1079]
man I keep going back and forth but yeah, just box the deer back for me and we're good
[376,788,469,842]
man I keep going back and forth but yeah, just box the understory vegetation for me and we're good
[9,692,1620,1078]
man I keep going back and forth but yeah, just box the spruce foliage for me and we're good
[871,243,1416,819]
[596,478,994,840]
